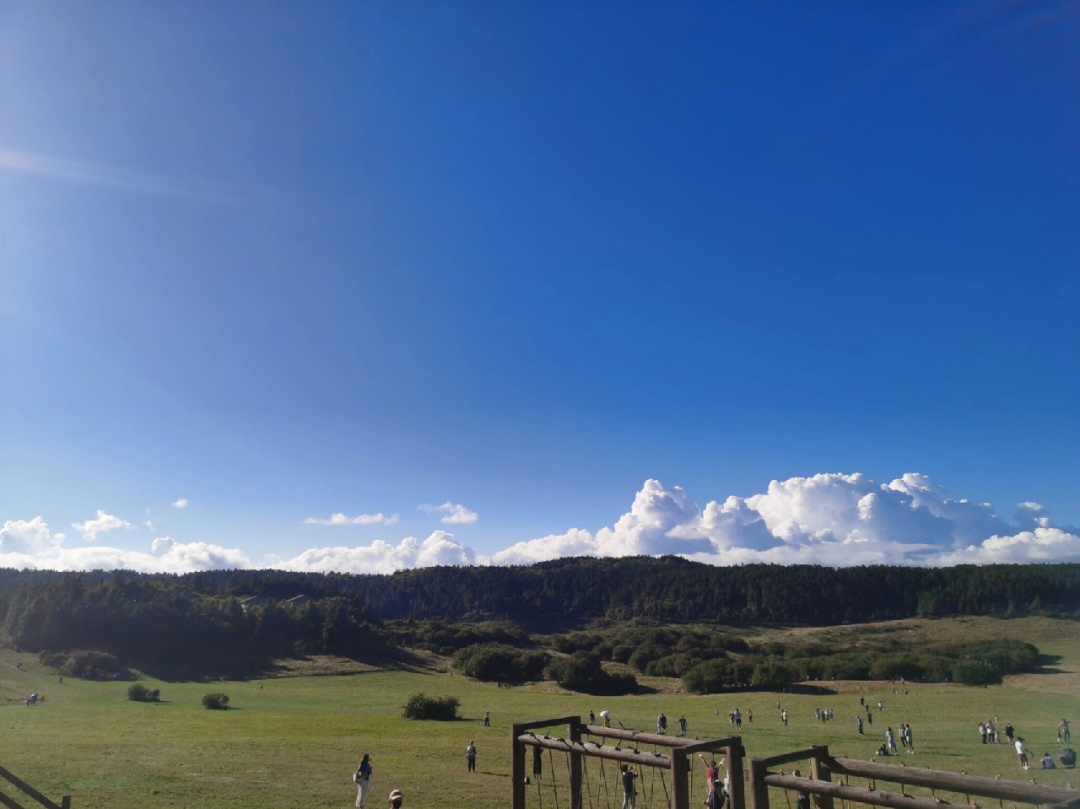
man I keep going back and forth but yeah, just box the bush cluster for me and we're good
[126,684,161,702]
[452,644,548,682]
[39,650,132,680]
[202,693,230,710]
[681,638,1041,694]
[550,625,744,678]
[390,620,531,655]
[402,693,460,720]
[543,653,637,696]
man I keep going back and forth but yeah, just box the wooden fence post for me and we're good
[512,723,525,809]
[810,745,834,809]
[569,718,582,809]
[672,748,690,809]
[748,759,770,809]
[728,742,746,809]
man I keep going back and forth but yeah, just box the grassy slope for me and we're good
[1,616,1077,809]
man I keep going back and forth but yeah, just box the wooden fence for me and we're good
[0,765,70,809]
[511,716,744,809]
[748,746,1080,809]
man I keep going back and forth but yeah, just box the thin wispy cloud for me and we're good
[0,146,244,205]
[420,502,478,525]
[305,512,399,526]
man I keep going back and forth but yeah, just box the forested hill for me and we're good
[3,558,1078,632]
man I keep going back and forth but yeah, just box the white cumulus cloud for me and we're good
[72,510,131,542]
[421,502,478,525]
[304,512,399,526]
[0,517,64,553]
[172,498,189,509]
[6,472,1078,573]
[485,474,1080,568]
[281,530,475,574]
[0,534,250,573]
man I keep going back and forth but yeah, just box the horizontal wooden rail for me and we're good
[680,737,745,756]
[766,773,959,809]
[516,716,581,732]
[827,757,1079,806]
[518,734,672,769]
[756,749,818,768]
[0,766,68,809]
[583,724,711,748]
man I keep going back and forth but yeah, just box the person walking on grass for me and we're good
[466,741,477,772]
[353,754,372,808]
[1015,737,1029,770]
[620,764,638,809]
[856,715,864,735]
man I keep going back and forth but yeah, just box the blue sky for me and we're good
[2,2,1078,571]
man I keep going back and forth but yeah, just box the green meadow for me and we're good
[2,617,1077,809]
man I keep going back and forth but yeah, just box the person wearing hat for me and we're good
[388,789,403,808]
[353,754,373,808]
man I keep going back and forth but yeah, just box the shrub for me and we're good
[543,653,637,696]
[950,661,1001,687]
[402,693,460,720]
[452,644,548,682]
[41,650,131,681]
[127,684,160,702]
[201,693,230,710]
[644,653,698,678]
[683,659,729,694]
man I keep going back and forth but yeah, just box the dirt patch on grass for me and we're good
[267,656,383,677]
[800,679,889,694]
[1003,665,1080,696]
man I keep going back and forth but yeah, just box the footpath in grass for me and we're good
[2,617,1077,809]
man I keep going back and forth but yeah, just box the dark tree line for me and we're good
[0,560,1076,679]
[1,573,389,679]
[166,558,1075,629]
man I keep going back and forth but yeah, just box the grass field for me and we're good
[2,616,1077,809]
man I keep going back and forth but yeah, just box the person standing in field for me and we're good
[620,764,638,809]
[792,771,811,809]
[698,755,717,801]
[1059,719,1070,743]
[466,741,477,772]
[885,727,897,754]
[856,715,863,735]
[353,754,372,808]
[484,711,490,727]
[781,709,788,726]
